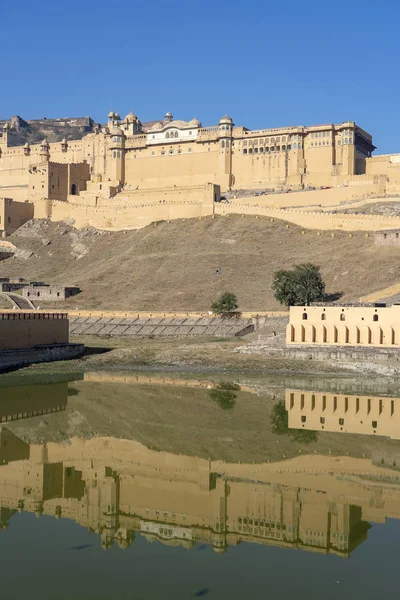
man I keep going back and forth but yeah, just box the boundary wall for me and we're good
[0,310,69,350]
[33,192,400,233]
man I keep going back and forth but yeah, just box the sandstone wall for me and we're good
[0,311,69,350]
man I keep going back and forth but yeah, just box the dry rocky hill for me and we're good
[1,215,399,311]
[0,115,98,146]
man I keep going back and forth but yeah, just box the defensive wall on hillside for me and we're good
[14,188,400,232]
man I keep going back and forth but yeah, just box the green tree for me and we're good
[272,263,326,306]
[211,292,239,318]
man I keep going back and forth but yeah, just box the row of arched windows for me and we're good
[166,131,179,139]
[302,312,379,322]
[243,145,290,154]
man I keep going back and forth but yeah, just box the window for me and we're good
[166,132,169,139]
[321,313,326,320]
[302,312,308,320]
[339,418,344,425]
[372,420,377,429]
[373,314,379,321]
[301,415,307,423]
[320,417,325,424]
[340,313,345,321]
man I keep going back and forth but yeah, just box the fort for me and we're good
[2,109,400,235]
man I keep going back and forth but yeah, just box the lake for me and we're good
[0,370,399,599]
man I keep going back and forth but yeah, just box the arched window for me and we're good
[249,148,253,154]
[340,313,345,321]
[373,314,379,321]
[175,131,178,138]
[166,132,170,139]
[321,313,326,320]
[221,141,225,148]
[302,312,308,320]
[71,183,77,195]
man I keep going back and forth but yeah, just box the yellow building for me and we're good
[0,110,383,234]
[286,303,400,347]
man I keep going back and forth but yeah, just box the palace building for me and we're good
[0,109,399,234]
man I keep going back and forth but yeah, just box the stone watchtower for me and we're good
[0,123,9,157]
[218,115,234,189]
[108,126,125,186]
[40,139,50,162]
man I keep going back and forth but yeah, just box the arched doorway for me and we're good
[71,183,77,195]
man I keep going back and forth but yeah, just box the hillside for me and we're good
[1,215,400,311]
[0,115,98,146]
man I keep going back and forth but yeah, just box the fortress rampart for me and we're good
[1,109,400,234]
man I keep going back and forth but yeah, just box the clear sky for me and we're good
[2,0,399,153]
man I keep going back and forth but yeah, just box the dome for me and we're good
[165,112,173,118]
[188,118,202,127]
[125,111,137,123]
[111,127,124,136]
[23,142,30,148]
[41,139,49,146]
[114,112,121,120]
[108,111,115,118]
[219,115,233,125]
[3,123,8,130]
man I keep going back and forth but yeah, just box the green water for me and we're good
[0,371,399,599]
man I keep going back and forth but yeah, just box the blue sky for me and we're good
[2,0,399,153]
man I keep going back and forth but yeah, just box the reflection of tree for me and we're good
[270,400,318,443]
[209,382,240,410]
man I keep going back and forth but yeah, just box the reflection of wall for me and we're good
[0,435,399,556]
[0,381,68,424]
[286,389,400,439]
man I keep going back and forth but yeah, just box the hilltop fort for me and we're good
[1,109,400,236]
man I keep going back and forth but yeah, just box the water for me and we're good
[0,370,400,599]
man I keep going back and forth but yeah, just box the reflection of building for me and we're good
[0,433,399,557]
[0,381,70,424]
[286,304,400,348]
[286,389,400,439]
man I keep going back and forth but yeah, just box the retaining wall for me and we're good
[0,343,84,373]
[69,314,259,338]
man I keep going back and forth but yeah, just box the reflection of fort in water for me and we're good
[286,389,400,440]
[1,375,400,557]
[0,427,400,557]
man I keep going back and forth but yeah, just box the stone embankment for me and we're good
[69,313,263,337]
[0,344,84,373]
